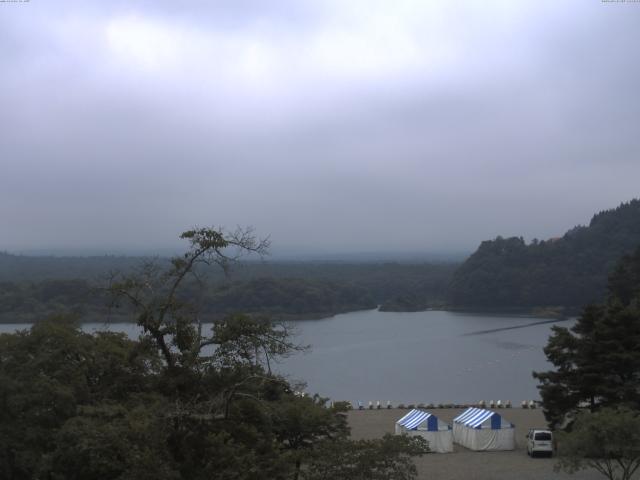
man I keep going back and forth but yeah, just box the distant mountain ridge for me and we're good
[449,199,640,310]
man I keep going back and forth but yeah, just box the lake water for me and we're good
[0,309,570,406]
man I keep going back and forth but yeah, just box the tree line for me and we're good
[450,199,640,310]
[535,246,640,480]
[0,277,377,324]
[0,256,456,323]
[4,199,639,319]
[0,227,428,480]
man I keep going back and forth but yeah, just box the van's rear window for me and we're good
[534,432,552,441]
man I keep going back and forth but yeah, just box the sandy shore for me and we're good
[347,408,611,480]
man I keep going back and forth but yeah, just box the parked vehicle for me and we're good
[526,429,554,457]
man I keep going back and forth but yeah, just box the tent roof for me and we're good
[453,407,500,428]
[396,409,433,430]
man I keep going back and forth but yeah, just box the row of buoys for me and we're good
[479,400,512,408]
[348,400,539,410]
[355,400,393,410]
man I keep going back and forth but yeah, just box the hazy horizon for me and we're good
[2,1,639,255]
[2,242,469,261]
[0,195,631,260]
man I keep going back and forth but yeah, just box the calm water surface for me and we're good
[0,309,570,405]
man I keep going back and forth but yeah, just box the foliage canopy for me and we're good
[451,199,640,309]
[556,407,640,480]
[0,227,427,480]
[533,246,640,428]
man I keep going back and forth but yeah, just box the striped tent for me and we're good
[395,409,453,453]
[452,407,515,451]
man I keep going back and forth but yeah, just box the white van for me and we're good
[526,429,553,457]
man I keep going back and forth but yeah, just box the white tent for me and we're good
[452,407,515,451]
[395,409,453,453]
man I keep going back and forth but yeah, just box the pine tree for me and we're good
[533,246,640,428]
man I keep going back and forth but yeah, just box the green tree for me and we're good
[271,394,349,480]
[301,434,429,480]
[555,407,640,480]
[46,401,180,480]
[1,227,428,479]
[0,316,161,480]
[533,246,640,428]
[450,199,640,310]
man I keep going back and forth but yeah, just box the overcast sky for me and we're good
[1,0,639,257]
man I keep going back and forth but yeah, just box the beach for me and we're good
[348,408,608,480]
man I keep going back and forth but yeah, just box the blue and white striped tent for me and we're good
[452,407,515,451]
[395,409,453,453]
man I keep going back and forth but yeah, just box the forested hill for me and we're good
[0,254,457,322]
[449,199,640,310]
[0,253,143,282]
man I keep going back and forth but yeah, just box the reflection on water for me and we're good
[0,310,571,405]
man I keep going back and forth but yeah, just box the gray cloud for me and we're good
[1,0,639,255]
